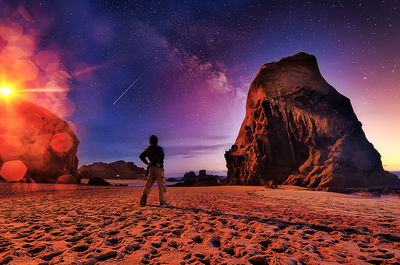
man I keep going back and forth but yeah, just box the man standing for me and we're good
[139,135,167,206]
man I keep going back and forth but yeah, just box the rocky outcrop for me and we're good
[0,99,80,184]
[169,170,221,187]
[87,177,111,186]
[79,160,145,179]
[225,52,400,190]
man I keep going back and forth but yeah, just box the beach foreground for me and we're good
[0,184,399,264]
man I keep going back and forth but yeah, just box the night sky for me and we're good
[2,0,400,177]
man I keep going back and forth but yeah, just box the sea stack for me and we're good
[225,52,400,190]
[0,99,80,184]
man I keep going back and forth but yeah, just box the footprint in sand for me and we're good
[66,235,84,243]
[167,241,178,249]
[107,230,119,236]
[223,247,235,256]
[192,235,203,244]
[71,245,89,252]
[0,256,13,264]
[95,250,118,261]
[172,229,183,236]
[208,236,221,248]
[122,243,141,254]
[27,245,46,256]
[21,243,34,248]
[151,242,162,248]
[40,251,64,261]
[159,222,170,228]
[106,237,121,246]
[258,239,271,249]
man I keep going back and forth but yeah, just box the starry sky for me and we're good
[2,0,400,177]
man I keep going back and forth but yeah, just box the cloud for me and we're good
[165,143,231,157]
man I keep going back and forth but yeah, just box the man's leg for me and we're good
[155,169,167,205]
[140,175,155,206]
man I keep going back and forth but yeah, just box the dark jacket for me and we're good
[139,144,164,169]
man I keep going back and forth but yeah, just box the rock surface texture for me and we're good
[0,99,80,184]
[225,53,400,190]
[79,161,145,179]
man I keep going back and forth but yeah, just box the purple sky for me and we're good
[1,0,399,177]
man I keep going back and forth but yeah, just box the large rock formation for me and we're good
[225,52,400,190]
[0,98,80,184]
[78,160,146,179]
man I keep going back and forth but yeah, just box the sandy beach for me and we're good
[0,184,399,265]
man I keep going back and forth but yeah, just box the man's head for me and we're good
[149,135,158,145]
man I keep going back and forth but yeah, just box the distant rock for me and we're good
[87,177,111,186]
[0,99,80,184]
[225,52,400,190]
[183,171,197,181]
[169,170,221,187]
[166,177,179,182]
[79,160,145,179]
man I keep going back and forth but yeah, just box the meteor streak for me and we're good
[112,70,147,105]
[113,58,158,105]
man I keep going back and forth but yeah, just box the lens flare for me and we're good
[0,87,12,96]
[0,9,76,118]
[50,132,73,153]
[0,160,27,181]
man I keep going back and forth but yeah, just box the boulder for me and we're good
[79,160,145,179]
[0,99,80,184]
[87,177,111,186]
[225,52,400,190]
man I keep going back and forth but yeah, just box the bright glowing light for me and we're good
[0,87,12,96]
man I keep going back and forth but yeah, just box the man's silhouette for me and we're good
[139,135,167,206]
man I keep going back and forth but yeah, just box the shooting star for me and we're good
[113,57,158,105]
[113,70,147,105]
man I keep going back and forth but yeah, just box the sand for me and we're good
[0,183,399,265]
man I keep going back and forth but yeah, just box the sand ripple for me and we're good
[0,184,399,264]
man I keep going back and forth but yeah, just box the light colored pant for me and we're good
[140,165,166,205]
